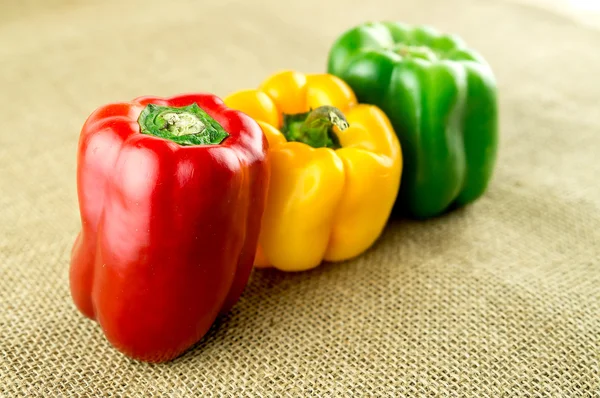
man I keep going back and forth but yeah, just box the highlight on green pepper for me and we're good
[327,22,498,219]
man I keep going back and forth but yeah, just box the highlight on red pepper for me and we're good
[69,94,269,363]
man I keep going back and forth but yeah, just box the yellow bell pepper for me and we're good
[224,71,402,271]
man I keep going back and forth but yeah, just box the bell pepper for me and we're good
[69,94,269,363]
[327,22,498,219]
[224,71,402,272]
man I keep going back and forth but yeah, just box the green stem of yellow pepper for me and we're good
[281,106,348,149]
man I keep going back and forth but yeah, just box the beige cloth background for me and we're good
[1,0,599,396]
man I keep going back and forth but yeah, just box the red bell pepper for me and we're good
[69,94,269,363]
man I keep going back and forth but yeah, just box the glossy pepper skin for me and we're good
[225,71,402,272]
[328,22,498,219]
[69,94,269,363]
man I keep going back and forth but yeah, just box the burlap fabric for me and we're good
[1,0,599,396]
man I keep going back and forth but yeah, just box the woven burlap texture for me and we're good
[1,0,599,396]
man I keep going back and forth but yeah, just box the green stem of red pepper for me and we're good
[138,103,229,146]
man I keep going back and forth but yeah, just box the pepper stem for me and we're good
[394,44,438,61]
[138,103,229,146]
[281,106,348,149]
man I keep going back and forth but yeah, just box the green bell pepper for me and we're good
[327,22,498,219]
